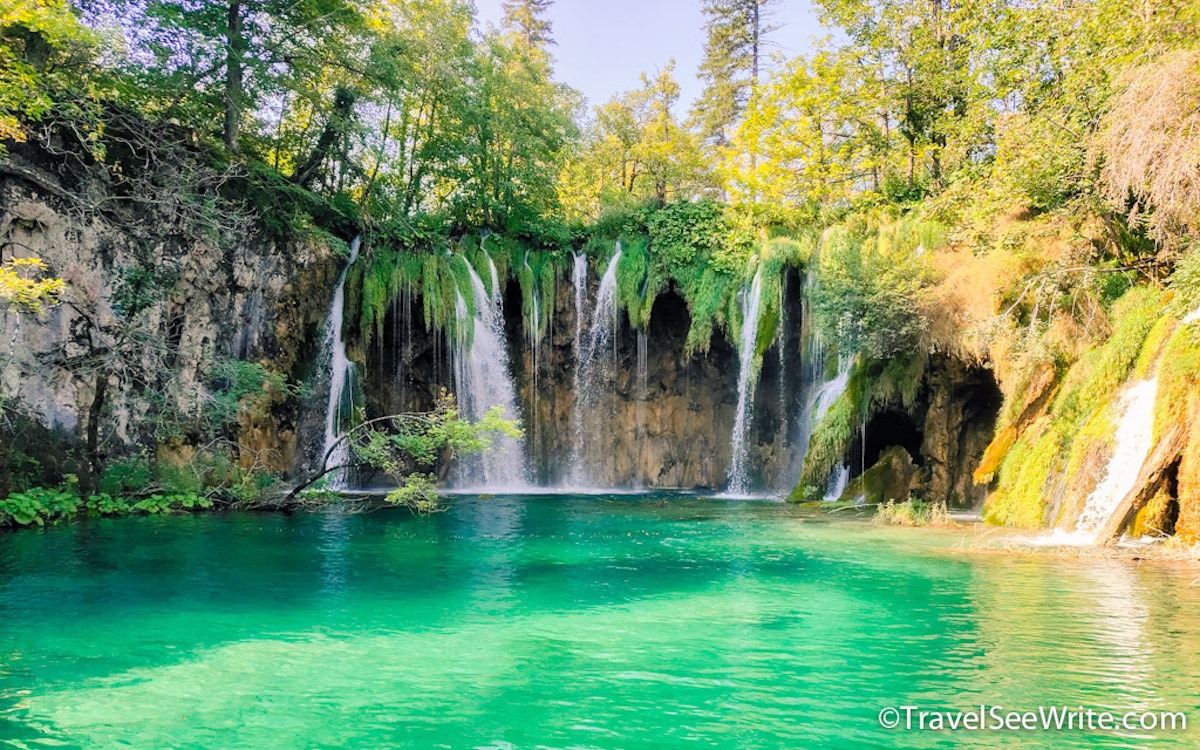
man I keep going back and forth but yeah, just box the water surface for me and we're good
[1,494,1198,748]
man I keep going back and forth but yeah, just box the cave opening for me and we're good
[648,285,690,343]
[851,410,925,479]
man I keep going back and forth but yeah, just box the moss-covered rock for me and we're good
[841,445,918,504]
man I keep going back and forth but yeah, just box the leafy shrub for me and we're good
[98,457,153,496]
[812,220,932,360]
[0,485,82,526]
[1170,244,1200,316]
[84,493,133,515]
[131,494,213,514]
[385,473,442,514]
[874,499,949,527]
[225,471,278,507]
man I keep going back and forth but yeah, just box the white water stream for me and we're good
[1075,378,1159,536]
[566,247,623,487]
[726,266,766,496]
[1029,377,1160,546]
[451,256,532,490]
[320,237,361,488]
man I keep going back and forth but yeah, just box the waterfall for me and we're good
[777,275,789,450]
[824,463,850,502]
[320,237,362,488]
[726,265,766,496]
[813,356,853,423]
[451,255,531,490]
[1075,378,1159,537]
[635,328,649,478]
[567,246,622,486]
[523,254,543,457]
[572,253,588,362]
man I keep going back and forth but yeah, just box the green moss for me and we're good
[983,286,1165,527]
[1050,287,1162,428]
[983,425,1062,527]
[614,234,653,330]
[800,387,859,489]
[847,445,917,505]
[1133,315,1175,380]
[681,267,736,355]
[1155,316,1200,439]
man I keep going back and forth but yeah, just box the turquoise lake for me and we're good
[1,494,1198,748]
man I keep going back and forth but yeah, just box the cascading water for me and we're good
[451,255,531,490]
[1075,378,1159,537]
[824,463,850,502]
[635,329,649,476]
[523,253,543,454]
[813,358,855,501]
[320,237,361,488]
[566,246,622,486]
[814,355,853,421]
[1028,377,1160,546]
[726,265,766,496]
[572,253,588,378]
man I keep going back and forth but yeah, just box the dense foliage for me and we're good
[6,0,1200,532]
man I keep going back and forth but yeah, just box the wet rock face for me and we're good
[838,355,1001,508]
[545,287,741,489]
[847,445,919,504]
[356,268,1005,499]
[0,145,339,480]
[919,356,1003,508]
[359,274,810,490]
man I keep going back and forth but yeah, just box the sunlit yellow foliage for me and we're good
[0,258,64,313]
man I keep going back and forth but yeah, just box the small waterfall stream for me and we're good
[635,329,649,478]
[1029,377,1161,546]
[567,246,622,486]
[1075,378,1159,536]
[815,358,855,501]
[571,252,588,399]
[726,265,766,496]
[320,237,361,488]
[824,464,850,502]
[451,255,531,490]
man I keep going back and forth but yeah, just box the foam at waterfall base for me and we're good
[1020,529,1095,547]
[712,490,785,502]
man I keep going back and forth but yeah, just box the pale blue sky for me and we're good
[473,0,826,112]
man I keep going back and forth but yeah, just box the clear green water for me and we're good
[1,494,1198,749]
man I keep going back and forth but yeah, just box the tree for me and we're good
[501,0,554,52]
[352,0,477,217]
[560,61,713,220]
[0,0,97,148]
[725,49,883,206]
[690,0,778,148]
[289,395,521,511]
[457,30,578,232]
[0,259,63,314]
[106,0,367,155]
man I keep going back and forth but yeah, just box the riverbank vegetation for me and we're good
[4,0,1200,539]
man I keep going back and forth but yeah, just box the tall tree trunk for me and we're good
[751,1,760,87]
[748,1,761,196]
[224,0,245,154]
[292,88,358,188]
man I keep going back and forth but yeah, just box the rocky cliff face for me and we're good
[349,262,1001,497]
[511,283,744,489]
[350,265,811,492]
[0,138,339,490]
